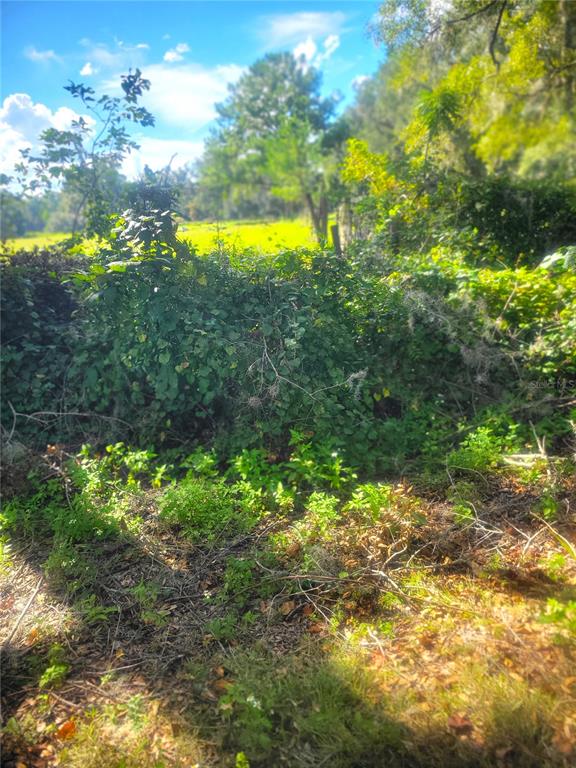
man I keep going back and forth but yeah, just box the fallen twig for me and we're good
[2,575,44,648]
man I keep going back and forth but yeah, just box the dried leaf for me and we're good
[447,713,474,736]
[280,600,296,616]
[56,719,76,740]
[0,594,15,611]
[213,678,233,693]
[286,542,301,558]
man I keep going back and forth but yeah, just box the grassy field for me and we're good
[3,219,321,254]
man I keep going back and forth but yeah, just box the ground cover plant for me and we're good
[1,1,576,766]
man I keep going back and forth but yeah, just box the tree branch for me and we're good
[489,1,508,68]
[429,0,499,37]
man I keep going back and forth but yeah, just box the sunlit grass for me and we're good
[180,218,320,253]
[3,231,71,250]
[3,218,321,254]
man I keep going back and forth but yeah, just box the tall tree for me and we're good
[357,0,576,180]
[197,52,345,241]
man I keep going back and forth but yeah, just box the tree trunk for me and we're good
[305,191,328,244]
[560,0,576,113]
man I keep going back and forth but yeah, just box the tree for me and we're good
[362,0,576,179]
[197,52,345,241]
[342,0,576,261]
[14,70,155,238]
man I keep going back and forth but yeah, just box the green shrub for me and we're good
[159,477,256,541]
[38,644,70,689]
[44,542,96,593]
[3,231,574,474]
[447,426,506,474]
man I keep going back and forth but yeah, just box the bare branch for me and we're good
[489,1,508,68]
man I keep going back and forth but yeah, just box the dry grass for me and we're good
[1,468,575,767]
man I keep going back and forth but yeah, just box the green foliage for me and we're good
[130,580,169,627]
[346,0,576,267]
[0,247,86,431]
[205,613,238,642]
[229,434,356,495]
[294,492,341,544]
[220,557,256,607]
[4,234,574,474]
[38,644,70,689]
[44,542,96,593]
[539,553,568,583]
[447,426,510,474]
[182,446,219,478]
[159,477,256,542]
[14,71,154,238]
[539,598,576,643]
[196,52,345,239]
[75,594,118,625]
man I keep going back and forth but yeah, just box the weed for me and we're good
[129,581,169,627]
[220,557,256,607]
[0,534,13,575]
[39,643,70,689]
[159,477,257,542]
[229,435,357,494]
[56,699,206,767]
[219,648,405,766]
[206,613,238,642]
[44,542,96,593]
[536,492,561,521]
[2,713,38,746]
[538,553,568,582]
[75,594,118,625]
[453,502,475,525]
[539,598,576,642]
[294,492,340,544]
[344,483,427,527]
[447,426,508,474]
[182,446,219,478]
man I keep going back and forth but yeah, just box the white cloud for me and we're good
[80,62,97,76]
[321,34,340,60]
[122,137,204,178]
[24,46,61,63]
[0,93,90,176]
[293,37,317,64]
[259,11,346,47]
[163,42,190,63]
[352,74,370,89]
[293,33,340,69]
[109,62,244,130]
[78,38,147,70]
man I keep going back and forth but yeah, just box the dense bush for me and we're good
[1,233,574,472]
[0,247,86,429]
[453,177,576,266]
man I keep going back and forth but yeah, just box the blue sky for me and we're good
[1,1,383,178]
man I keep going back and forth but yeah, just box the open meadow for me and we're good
[3,219,321,256]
